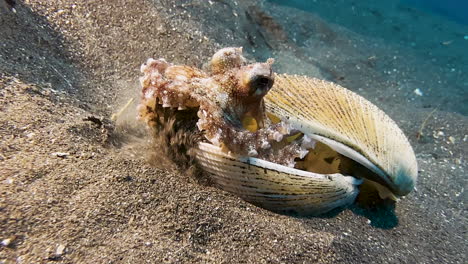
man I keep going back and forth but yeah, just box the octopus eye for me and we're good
[249,75,273,95]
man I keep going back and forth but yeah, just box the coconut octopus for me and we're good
[138,47,418,215]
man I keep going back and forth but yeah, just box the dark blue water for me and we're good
[269,0,468,25]
[405,0,468,25]
[266,0,468,115]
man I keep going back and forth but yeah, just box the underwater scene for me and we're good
[0,0,466,263]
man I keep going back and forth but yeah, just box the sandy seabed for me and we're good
[0,0,466,263]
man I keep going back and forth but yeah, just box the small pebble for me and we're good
[413,88,423,96]
[4,178,14,184]
[433,131,445,139]
[1,236,15,247]
[56,244,66,256]
[448,136,456,144]
[51,152,69,158]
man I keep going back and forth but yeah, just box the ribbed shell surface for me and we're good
[265,74,417,195]
[194,142,360,215]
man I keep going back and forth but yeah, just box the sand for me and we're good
[0,0,466,263]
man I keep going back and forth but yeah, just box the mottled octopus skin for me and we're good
[138,48,309,167]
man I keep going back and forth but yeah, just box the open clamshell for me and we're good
[138,48,418,215]
[194,142,361,214]
[193,74,417,215]
[267,75,418,196]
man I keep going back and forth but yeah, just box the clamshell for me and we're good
[193,75,418,215]
[194,142,361,215]
[266,75,418,196]
[138,48,418,215]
